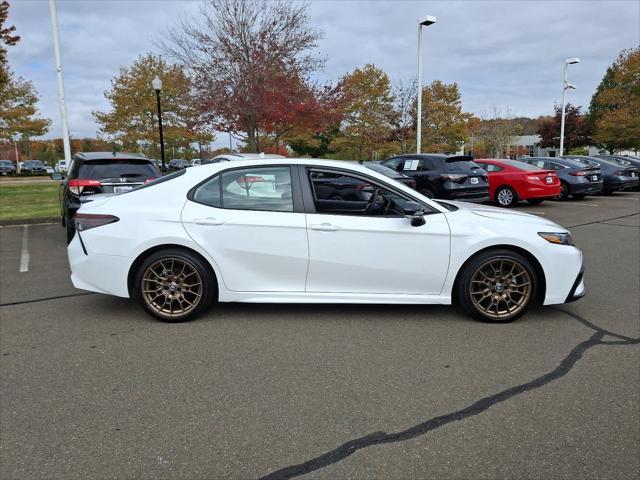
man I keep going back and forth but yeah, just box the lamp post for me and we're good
[152,76,166,171]
[416,15,437,154]
[559,57,580,156]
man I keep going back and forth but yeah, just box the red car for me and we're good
[474,159,561,207]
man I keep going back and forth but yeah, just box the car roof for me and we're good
[213,153,287,160]
[74,152,149,161]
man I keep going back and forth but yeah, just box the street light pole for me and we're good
[49,0,72,166]
[152,76,166,171]
[416,15,436,154]
[559,57,580,156]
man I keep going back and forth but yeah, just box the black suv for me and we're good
[58,152,159,242]
[381,154,488,200]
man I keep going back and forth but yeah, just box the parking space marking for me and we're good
[19,225,30,273]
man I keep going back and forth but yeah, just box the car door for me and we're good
[181,165,309,292]
[303,167,451,295]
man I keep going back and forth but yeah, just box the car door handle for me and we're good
[309,223,341,232]
[193,218,225,226]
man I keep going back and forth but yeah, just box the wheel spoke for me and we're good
[142,257,203,318]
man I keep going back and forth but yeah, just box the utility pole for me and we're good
[49,0,72,165]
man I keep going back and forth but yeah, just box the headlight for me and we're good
[538,232,574,246]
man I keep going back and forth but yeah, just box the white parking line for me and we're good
[19,225,30,273]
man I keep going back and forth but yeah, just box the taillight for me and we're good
[527,175,541,181]
[69,179,101,195]
[75,214,119,232]
[569,171,586,176]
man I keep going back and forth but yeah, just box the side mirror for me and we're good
[50,172,63,181]
[403,201,426,227]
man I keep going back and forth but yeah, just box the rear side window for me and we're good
[192,176,221,207]
[77,160,158,180]
[221,167,293,212]
[479,163,503,172]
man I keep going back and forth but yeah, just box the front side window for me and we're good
[309,170,412,217]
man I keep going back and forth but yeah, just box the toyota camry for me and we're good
[67,159,585,323]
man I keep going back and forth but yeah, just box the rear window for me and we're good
[444,159,482,173]
[364,163,406,177]
[77,160,158,180]
[504,160,546,171]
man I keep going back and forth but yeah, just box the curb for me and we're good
[0,217,60,227]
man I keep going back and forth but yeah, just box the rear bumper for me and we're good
[68,234,132,297]
[604,177,639,191]
[570,181,603,196]
[521,185,561,199]
[443,187,489,201]
[565,263,585,303]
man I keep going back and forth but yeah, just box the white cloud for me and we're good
[7,0,640,143]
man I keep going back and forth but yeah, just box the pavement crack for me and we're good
[259,312,639,480]
[0,292,96,307]
[567,212,639,229]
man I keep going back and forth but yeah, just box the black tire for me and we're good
[419,188,435,199]
[455,249,538,323]
[495,186,517,207]
[526,198,544,205]
[554,182,570,200]
[132,248,216,323]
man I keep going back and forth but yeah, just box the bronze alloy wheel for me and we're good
[468,257,532,321]
[141,257,203,320]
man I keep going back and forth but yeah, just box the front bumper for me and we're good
[564,263,585,303]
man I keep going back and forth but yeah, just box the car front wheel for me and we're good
[134,249,215,322]
[455,249,537,323]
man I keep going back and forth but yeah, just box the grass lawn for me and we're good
[0,182,60,221]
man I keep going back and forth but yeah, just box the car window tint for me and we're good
[77,160,158,180]
[417,159,432,171]
[192,175,221,207]
[221,166,293,212]
[309,170,410,217]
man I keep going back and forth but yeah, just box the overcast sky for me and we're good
[7,0,640,146]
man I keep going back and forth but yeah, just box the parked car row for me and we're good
[0,159,66,175]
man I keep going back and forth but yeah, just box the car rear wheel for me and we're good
[134,249,215,322]
[455,249,537,323]
[554,182,570,200]
[495,186,517,207]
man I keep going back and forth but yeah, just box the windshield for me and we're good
[77,160,158,180]
[0,160,13,166]
[25,161,44,166]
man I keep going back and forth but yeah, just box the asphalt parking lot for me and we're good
[1,193,639,480]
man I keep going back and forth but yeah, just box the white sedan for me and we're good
[68,159,585,323]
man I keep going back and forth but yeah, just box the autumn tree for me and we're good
[537,103,589,151]
[419,80,472,153]
[479,110,523,158]
[337,64,394,160]
[588,47,640,153]
[0,72,50,143]
[390,78,417,154]
[93,53,213,158]
[1,0,20,89]
[163,0,322,152]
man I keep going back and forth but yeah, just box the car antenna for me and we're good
[112,151,117,157]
